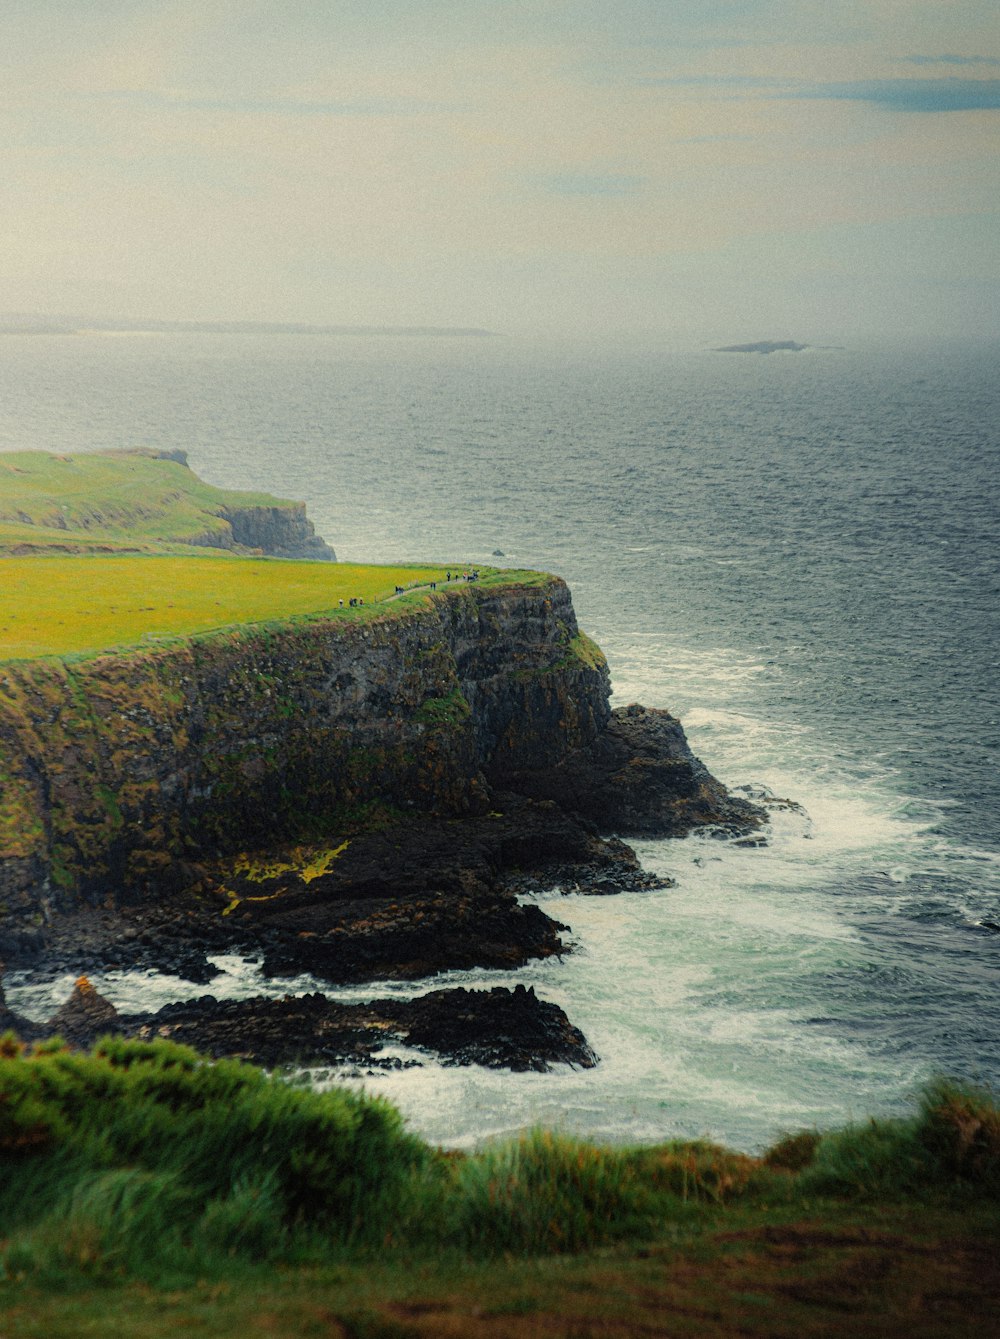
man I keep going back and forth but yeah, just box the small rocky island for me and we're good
[0,453,764,1072]
[713,340,808,354]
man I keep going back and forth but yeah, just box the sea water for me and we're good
[2,331,998,1151]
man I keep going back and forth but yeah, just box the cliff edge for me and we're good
[0,448,335,559]
[0,574,760,970]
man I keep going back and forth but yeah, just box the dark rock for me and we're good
[713,340,808,355]
[399,984,597,1071]
[7,791,683,990]
[502,704,765,837]
[47,976,121,1045]
[257,890,568,983]
[217,503,336,561]
[119,984,595,1071]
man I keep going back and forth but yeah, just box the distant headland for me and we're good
[0,314,497,338]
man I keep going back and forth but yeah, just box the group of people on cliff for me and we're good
[338,569,482,611]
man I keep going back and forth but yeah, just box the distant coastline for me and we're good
[0,315,498,338]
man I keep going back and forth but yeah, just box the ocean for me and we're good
[2,330,998,1152]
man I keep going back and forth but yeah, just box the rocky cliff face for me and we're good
[0,577,610,936]
[0,448,336,560]
[191,501,335,560]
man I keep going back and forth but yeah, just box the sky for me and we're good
[2,0,998,340]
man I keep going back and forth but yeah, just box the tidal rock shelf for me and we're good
[1,976,595,1074]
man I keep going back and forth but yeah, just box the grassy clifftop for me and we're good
[0,566,599,908]
[0,449,322,556]
[0,556,474,660]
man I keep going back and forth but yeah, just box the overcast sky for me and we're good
[3,0,998,340]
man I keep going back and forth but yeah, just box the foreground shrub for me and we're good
[0,1035,429,1282]
[800,1080,1000,1200]
[917,1078,1000,1193]
[633,1139,766,1203]
[799,1117,932,1198]
[3,1168,194,1285]
[763,1130,821,1172]
[3,1041,998,1288]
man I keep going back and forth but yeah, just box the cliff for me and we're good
[0,575,758,961]
[0,448,335,559]
[0,577,604,927]
[207,501,334,560]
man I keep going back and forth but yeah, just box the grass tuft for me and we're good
[762,1129,822,1172]
[450,1130,657,1254]
[917,1077,1000,1192]
[0,1037,429,1285]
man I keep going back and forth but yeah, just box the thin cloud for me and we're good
[635,74,796,90]
[904,54,1000,68]
[81,89,449,117]
[785,78,1000,113]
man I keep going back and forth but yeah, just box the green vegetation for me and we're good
[0,450,293,554]
[0,557,478,660]
[0,561,564,895]
[413,686,472,728]
[0,1038,997,1335]
[566,630,606,672]
[0,1036,428,1278]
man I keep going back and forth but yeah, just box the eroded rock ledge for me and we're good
[0,976,596,1073]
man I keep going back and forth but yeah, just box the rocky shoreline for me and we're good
[1,975,597,1074]
[1,704,764,1072]
[0,448,778,1078]
[1,540,767,1074]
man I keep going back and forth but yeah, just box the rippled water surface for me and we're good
[2,332,998,1150]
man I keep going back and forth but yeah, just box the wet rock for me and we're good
[121,984,595,1072]
[9,795,671,990]
[400,984,597,1071]
[47,976,120,1045]
[257,889,568,984]
[505,703,766,838]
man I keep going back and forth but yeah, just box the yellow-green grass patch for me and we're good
[0,557,467,660]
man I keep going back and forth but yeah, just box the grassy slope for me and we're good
[6,1205,998,1339]
[0,556,480,660]
[0,450,556,659]
[0,450,294,553]
[0,1039,997,1337]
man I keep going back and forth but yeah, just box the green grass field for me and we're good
[0,557,478,660]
